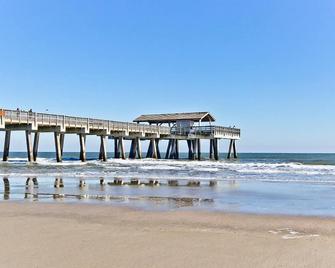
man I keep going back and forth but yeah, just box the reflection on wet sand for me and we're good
[1,176,216,208]
[4,190,10,200]
[22,191,214,207]
[54,177,64,188]
[3,177,10,200]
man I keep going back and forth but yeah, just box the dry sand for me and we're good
[0,202,334,268]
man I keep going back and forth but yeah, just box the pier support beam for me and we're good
[33,132,40,162]
[129,139,137,159]
[233,139,237,158]
[114,138,119,158]
[169,139,179,159]
[119,137,126,159]
[136,138,142,159]
[209,139,214,160]
[3,130,11,162]
[213,138,219,160]
[156,139,161,159]
[114,137,125,159]
[54,132,62,162]
[197,139,201,160]
[79,134,86,162]
[99,136,107,161]
[146,139,152,158]
[25,130,34,162]
[165,140,172,159]
[192,140,197,160]
[60,133,65,157]
[146,138,157,159]
[227,139,237,159]
[129,137,142,159]
[187,140,194,160]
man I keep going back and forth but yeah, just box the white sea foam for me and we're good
[1,157,335,183]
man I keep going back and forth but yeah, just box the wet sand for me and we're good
[0,202,334,268]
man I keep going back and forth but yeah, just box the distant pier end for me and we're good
[0,109,240,162]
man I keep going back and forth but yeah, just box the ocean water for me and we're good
[1,152,335,216]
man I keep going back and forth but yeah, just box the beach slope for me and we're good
[0,203,334,268]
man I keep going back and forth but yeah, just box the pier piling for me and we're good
[25,130,34,162]
[79,134,86,162]
[60,133,65,156]
[119,137,126,159]
[209,139,214,160]
[197,139,201,160]
[136,137,142,159]
[99,136,107,161]
[165,140,172,159]
[3,130,11,161]
[54,132,62,162]
[33,132,40,162]
[129,139,137,159]
[146,138,158,159]
[227,139,237,159]
[155,139,161,159]
[114,138,119,158]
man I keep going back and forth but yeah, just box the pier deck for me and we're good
[0,109,240,162]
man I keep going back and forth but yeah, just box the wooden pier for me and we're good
[0,109,240,162]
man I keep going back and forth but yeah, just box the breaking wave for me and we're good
[1,154,335,184]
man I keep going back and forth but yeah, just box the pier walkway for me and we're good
[0,109,240,162]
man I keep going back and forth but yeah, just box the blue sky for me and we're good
[0,0,334,153]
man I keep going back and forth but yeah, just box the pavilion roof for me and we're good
[133,112,215,124]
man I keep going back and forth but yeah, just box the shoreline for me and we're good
[5,198,335,219]
[0,202,334,267]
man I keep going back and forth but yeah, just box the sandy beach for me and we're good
[0,202,333,268]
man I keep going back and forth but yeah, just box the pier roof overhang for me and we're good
[133,112,215,124]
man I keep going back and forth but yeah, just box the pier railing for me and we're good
[2,109,171,135]
[1,109,240,139]
[170,125,240,138]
